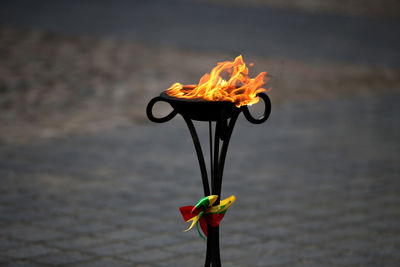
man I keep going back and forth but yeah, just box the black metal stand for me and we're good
[146,93,271,266]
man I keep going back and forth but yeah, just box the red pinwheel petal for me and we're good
[199,217,208,237]
[207,213,226,227]
[179,206,194,222]
[190,206,198,215]
[180,206,203,222]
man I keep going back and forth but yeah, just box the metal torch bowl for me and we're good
[146,91,271,124]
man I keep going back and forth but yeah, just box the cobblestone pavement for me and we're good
[1,1,399,266]
[1,90,399,266]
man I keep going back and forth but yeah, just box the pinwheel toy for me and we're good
[180,195,236,239]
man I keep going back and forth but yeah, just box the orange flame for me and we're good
[165,55,270,107]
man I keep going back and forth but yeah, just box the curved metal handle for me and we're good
[146,96,178,123]
[242,93,271,124]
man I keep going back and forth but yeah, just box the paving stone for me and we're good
[63,222,116,235]
[320,252,372,266]
[1,209,50,223]
[33,216,80,230]
[98,228,149,241]
[81,241,139,256]
[328,239,373,253]
[3,261,43,267]
[254,225,295,240]
[138,220,183,234]
[292,232,339,246]
[220,233,261,247]
[132,234,182,248]
[221,246,253,261]
[369,246,400,260]
[0,238,23,251]
[0,225,67,242]
[48,236,107,250]
[33,251,93,265]
[291,247,335,262]
[70,208,125,222]
[296,219,332,232]
[291,260,322,267]
[221,262,247,267]
[1,244,60,259]
[118,248,175,263]
[163,240,206,254]
[157,254,206,267]
[237,251,296,266]
[72,258,133,267]
[107,216,159,228]
[244,240,295,254]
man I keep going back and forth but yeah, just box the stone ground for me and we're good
[0,0,400,266]
[1,91,399,266]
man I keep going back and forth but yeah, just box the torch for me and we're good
[146,55,271,266]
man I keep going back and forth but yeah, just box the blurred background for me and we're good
[0,0,399,266]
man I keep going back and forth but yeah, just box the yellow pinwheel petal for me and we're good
[206,195,236,214]
[184,212,202,232]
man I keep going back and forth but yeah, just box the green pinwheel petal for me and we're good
[196,222,206,240]
[195,196,211,210]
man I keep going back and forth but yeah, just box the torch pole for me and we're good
[146,92,271,267]
[204,111,239,267]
